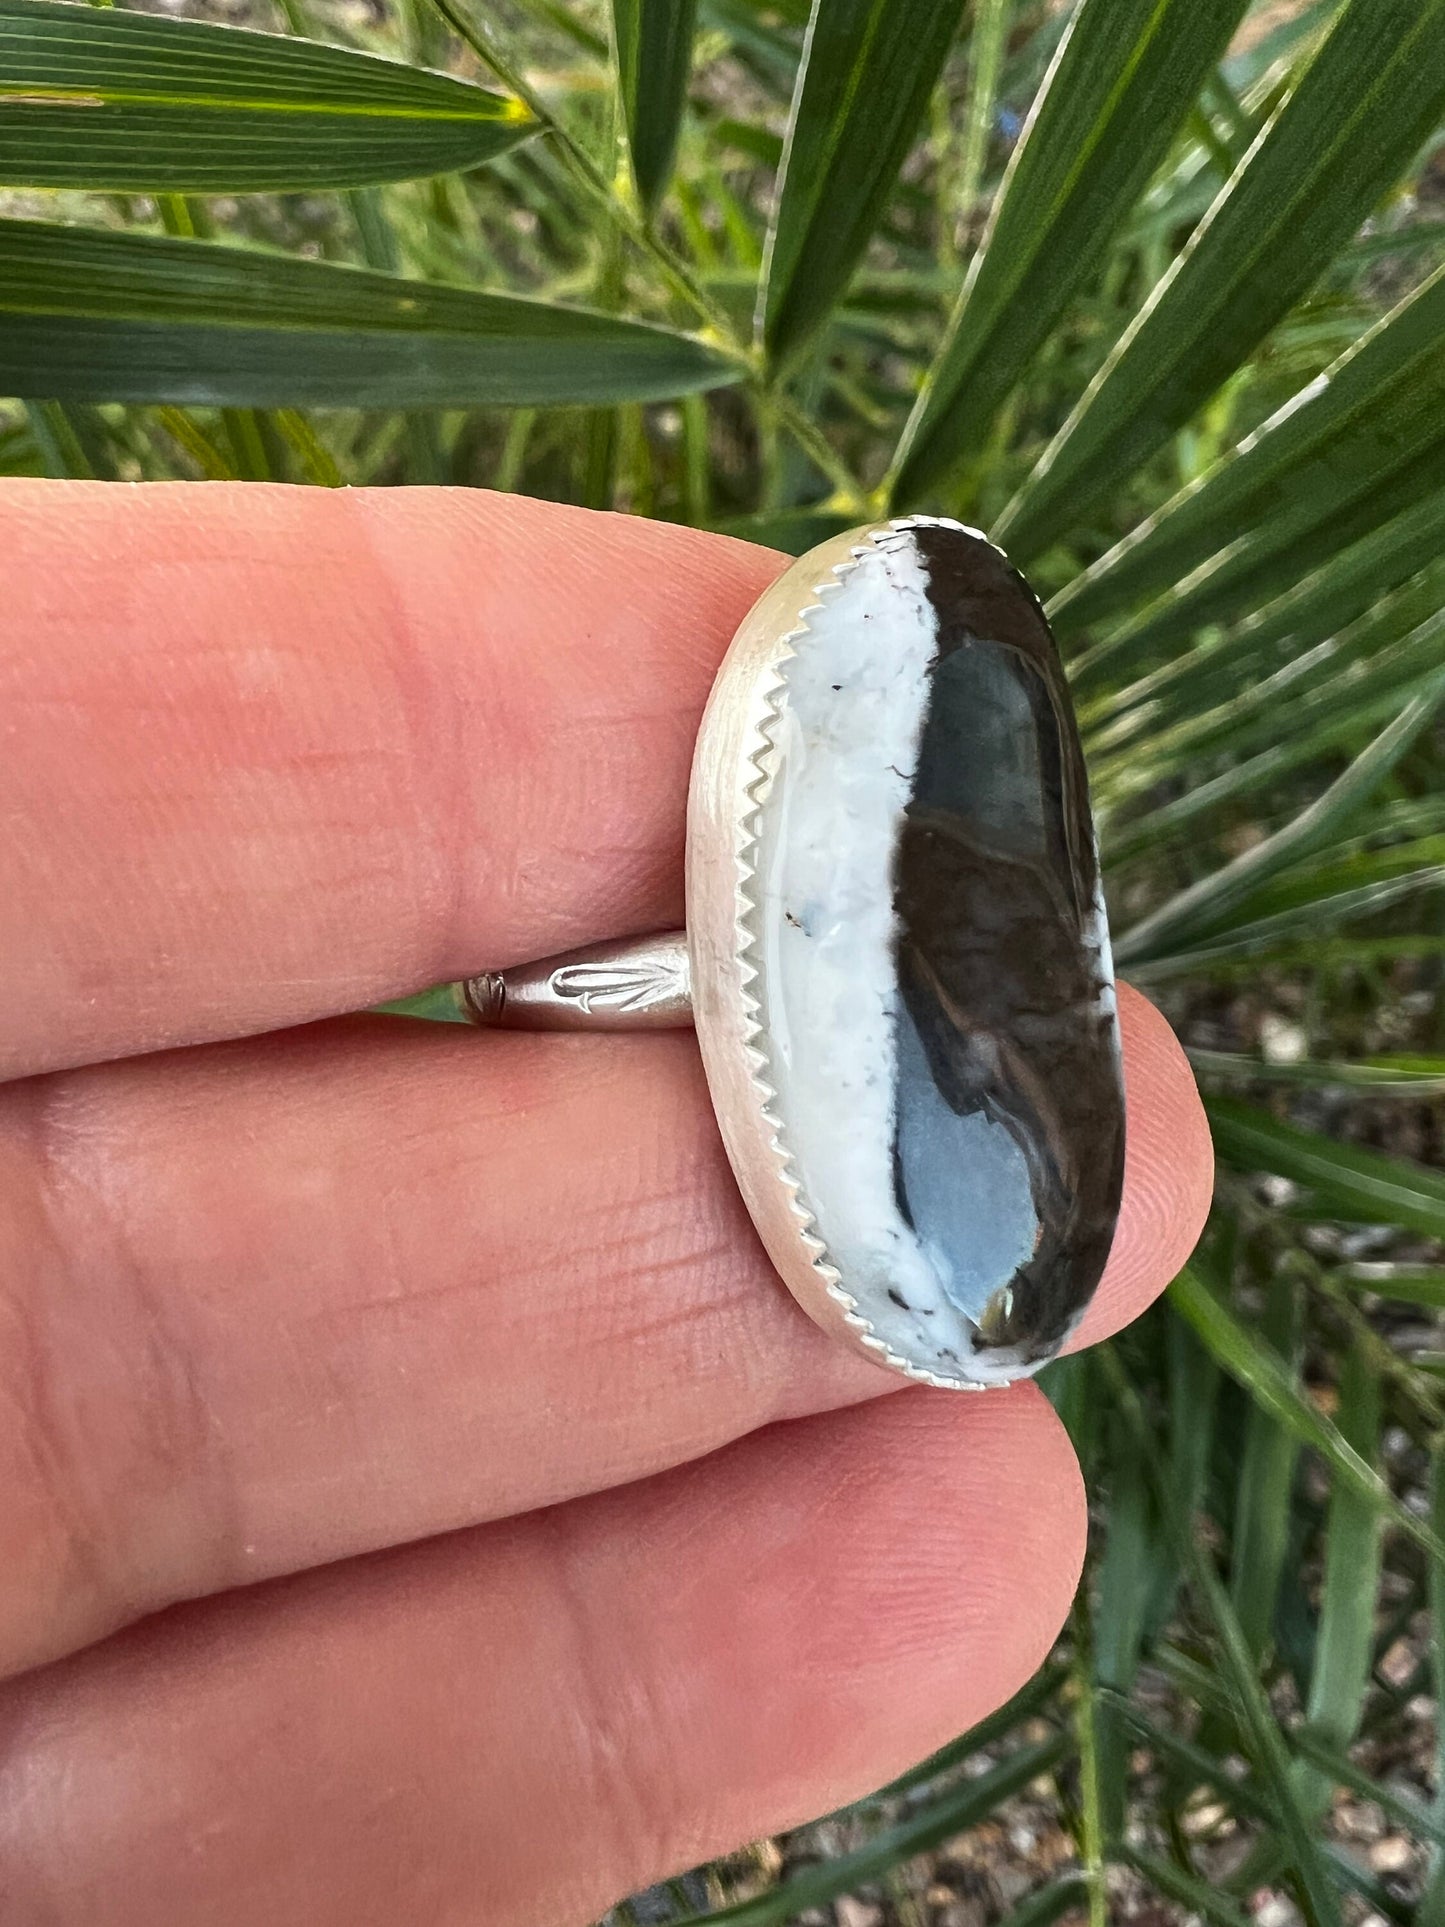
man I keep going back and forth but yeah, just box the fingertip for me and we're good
[994,1385,1087,1679]
[756,1384,1086,1769]
[1070,983,1213,1352]
[923,1383,1086,1703]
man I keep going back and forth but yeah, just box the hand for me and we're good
[0,483,1211,1926]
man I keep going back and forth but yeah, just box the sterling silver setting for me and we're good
[457,517,1125,1389]
[461,932,691,1030]
[685,519,977,1387]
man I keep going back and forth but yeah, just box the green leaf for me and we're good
[1299,1340,1383,1808]
[954,0,1008,219]
[667,1732,1071,1926]
[1290,1725,1445,1850]
[1096,593,1445,804]
[1055,260,1445,668]
[1094,1439,1155,1699]
[1221,0,1338,85]
[1121,1847,1252,1927]
[889,0,1253,505]
[614,0,699,212]
[760,0,965,370]
[1229,1269,1303,1659]
[1324,1852,1417,1922]
[154,405,239,479]
[1198,502,1445,690]
[1105,1692,1274,1824]
[0,0,533,192]
[24,395,94,476]
[1113,676,1445,964]
[1205,1097,1445,1242]
[0,219,743,407]
[997,0,1445,560]
[1096,608,1445,852]
[0,416,43,475]
[1419,1449,1445,1924]
[1240,833,1445,922]
[1169,1263,1445,1558]
[1343,1263,1445,1309]
[374,984,470,1022]
[1103,720,1445,881]
[1191,1050,1445,1096]
[1149,1316,1220,1638]
[1092,1424,1160,1841]
[1132,933,1445,984]
[1135,870,1445,981]
[702,0,808,91]
[709,506,855,552]
[1083,500,1445,749]
[1157,1546,1342,1927]
[993,1882,1092,1927]
[1154,1640,1240,1724]
[1102,1343,1344,1927]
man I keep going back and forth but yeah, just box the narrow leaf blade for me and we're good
[891,0,1253,505]
[1302,1339,1383,1778]
[1055,261,1445,660]
[667,1734,1071,1927]
[0,220,742,408]
[1344,1264,1445,1309]
[0,0,534,192]
[999,0,1445,559]
[614,0,700,211]
[1080,493,1445,722]
[1206,1097,1445,1241]
[761,0,964,369]
[1114,676,1445,964]
[1169,1263,1441,1543]
[1229,1269,1303,1659]
[1191,1050,1445,1096]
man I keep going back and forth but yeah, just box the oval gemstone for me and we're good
[746,518,1124,1384]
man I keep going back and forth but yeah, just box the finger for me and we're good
[1068,982,1213,1352]
[0,1385,1085,1927]
[0,480,784,1079]
[0,984,1204,1681]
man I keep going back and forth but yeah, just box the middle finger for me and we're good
[0,990,1209,1680]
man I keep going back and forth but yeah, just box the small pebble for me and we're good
[833,1897,882,1927]
[1253,1895,1302,1927]
[1379,1638,1416,1687]
[1369,1835,1414,1875]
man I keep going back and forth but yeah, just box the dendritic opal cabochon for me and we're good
[686,517,1126,1387]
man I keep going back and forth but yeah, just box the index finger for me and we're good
[0,480,783,1079]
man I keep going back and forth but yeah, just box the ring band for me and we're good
[459,931,693,1031]
[448,517,1125,1391]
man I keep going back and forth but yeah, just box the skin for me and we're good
[0,483,1214,1926]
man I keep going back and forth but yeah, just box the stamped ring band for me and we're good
[444,516,1126,1393]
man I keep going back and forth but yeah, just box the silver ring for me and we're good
[447,517,1125,1391]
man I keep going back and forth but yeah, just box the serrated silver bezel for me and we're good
[685,516,992,1390]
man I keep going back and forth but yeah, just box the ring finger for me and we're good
[0,984,1209,1681]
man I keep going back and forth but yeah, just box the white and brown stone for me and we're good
[746,518,1124,1383]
